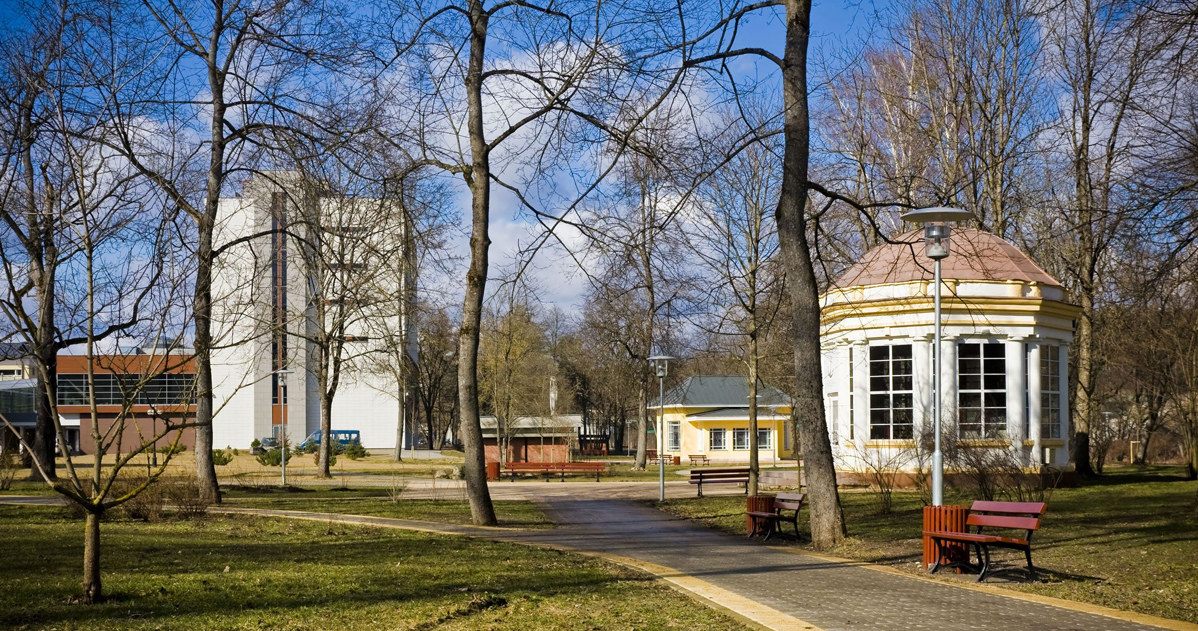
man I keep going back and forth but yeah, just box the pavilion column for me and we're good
[1027,341,1043,466]
[852,341,869,442]
[914,335,934,440]
[1005,337,1026,457]
[1057,344,1070,467]
[940,336,958,437]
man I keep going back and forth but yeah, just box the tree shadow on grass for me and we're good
[0,512,640,629]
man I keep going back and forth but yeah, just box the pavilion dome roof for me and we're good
[831,228,1061,289]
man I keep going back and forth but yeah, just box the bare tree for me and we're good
[91,0,362,501]
[687,123,784,495]
[0,17,193,596]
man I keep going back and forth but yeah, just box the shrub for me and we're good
[0,452,17,491]
[212,449,234,466]
[158,443,186,456]
[162,476,210,518]
[255,446,291,467]
[110,475,166,522]
[343,442,368,460]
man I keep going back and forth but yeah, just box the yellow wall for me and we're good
[658,407,795,462]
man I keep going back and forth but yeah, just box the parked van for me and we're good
[299,430,361,449]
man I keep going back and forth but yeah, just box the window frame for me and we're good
[957,341,1008,439]
[709,428,727,450]
[869,344,914,440]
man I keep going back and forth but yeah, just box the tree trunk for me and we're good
[634,381,649,469]
[775,0,844,550]
[82,510,101,603]
[193,211,220,502]
[1072,300,1097,477]
[457,0,497,527]
[748,337,759,496]
[318,392,333,477]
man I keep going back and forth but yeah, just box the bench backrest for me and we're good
[506,462,552,470]
[691,467,749,481]
[558,462,605,470]
[774,492,804,511]
[967,500,1046,532]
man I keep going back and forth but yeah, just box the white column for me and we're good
[1058,344,1070,467]
[853,341,869,441]
[914,336,934,440]
[940,336,958,434]
[1006,337,1026,451]
[1027,341,1042,466]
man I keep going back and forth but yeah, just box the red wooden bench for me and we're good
[688,467,749,497]
[504,461,607,482]
[746,492,805,540]
[923,500,1047,581]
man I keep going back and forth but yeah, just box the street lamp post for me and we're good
[648,355,674,502]
[276,368,294,487]
[900,206,972,507]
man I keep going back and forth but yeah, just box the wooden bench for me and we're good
[688,467,749,497]
[923,500,1047,582]
[504,461,607,482]
[688,454,710,466]
[747,492,805,541]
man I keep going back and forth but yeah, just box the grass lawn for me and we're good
[222,486,550,528]
[658,465,1198,624]
[0,505,750,630]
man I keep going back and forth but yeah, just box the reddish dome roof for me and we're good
[832,228,1061,289]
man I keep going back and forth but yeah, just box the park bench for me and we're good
[504,461,607,482]
[746,492,805,541]
[688,467,750,497]
[688,454,710,466]
[923,500,1047,582]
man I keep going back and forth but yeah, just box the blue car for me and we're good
[299,430,361,449]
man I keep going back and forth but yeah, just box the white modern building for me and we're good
[820,228,1079,474]
[210,173,417,452]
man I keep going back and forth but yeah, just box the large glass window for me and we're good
[757,428,772,449]
[958,342,1007,438]
[58,373,196,406]
[733,427,749,450]
[667,421,680,451]
[1041,346,1062,439]
[870,344,913,439]
[709,428,726,450]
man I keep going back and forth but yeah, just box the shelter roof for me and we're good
[832,228,1060,289]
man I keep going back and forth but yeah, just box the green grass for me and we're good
[222,486,550,528]
[0,505,750,630]
[659,465,1198,624]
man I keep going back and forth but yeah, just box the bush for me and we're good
[0,452,17,491]
[212,449,234,466]
[163,476,210,518]
[158,443,186,456]
[255,446,291,467]
[295,441,317,455]
[343,442,368,460]
[110,475,166,521]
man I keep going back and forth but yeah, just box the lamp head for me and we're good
[900,207,973,261]
[647,355,673,378]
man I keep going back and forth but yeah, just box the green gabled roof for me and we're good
[656,376,791,409]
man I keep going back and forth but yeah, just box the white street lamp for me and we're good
[275,368,294,487]
[900,206,973,507]
[648,355,674,502]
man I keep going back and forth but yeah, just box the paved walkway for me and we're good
[5,487,1192,631]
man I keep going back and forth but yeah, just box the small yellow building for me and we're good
[653,376,794,464]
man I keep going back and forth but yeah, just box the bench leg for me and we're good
[976,544,991,582]
[928,539,943,574]
[697,482,703,498]
[1025,548,1035,578]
